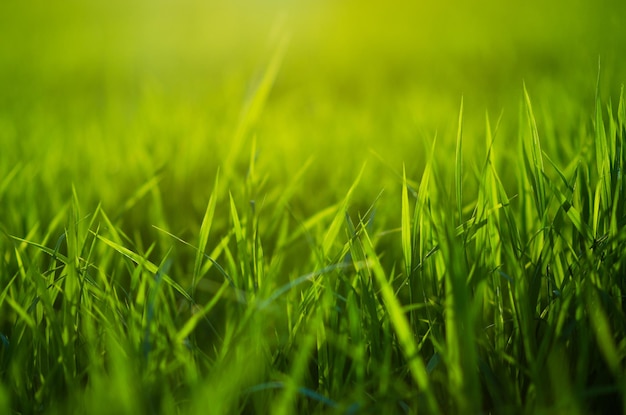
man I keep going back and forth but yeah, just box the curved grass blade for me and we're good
[95,233,192,302]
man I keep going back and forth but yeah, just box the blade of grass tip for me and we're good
[226,30,290,171]
[252,214,264,292]
[361,227,440,414]
[402,165,412,278]
[229,192,252,293]
[456,96,464,225]
[412,135,437,284]
[595,79,612,210]
[193,173,219,296]
[414,136,436,259]
[484,110,504,169]
[485,110,506,224]
[484,111,494,172]
[82,206,102,282]
[412,135,438,308]
[523,83,546,216]
[592,179,604,237]
[321,163,365,259]
[66,183,83,286]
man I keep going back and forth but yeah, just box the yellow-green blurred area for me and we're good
[1,0,625,230]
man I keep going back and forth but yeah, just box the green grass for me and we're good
[1,1,626,414]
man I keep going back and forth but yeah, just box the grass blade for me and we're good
[456,96,464,224]
[192,174,219,295]
[361,226,440,414]
[96,233,193,302]
[401,165,412,277]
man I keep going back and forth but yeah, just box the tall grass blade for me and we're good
[321,164,364,259]
[192,174,219,295]
[401,165,412,277]
[226,30,290,171]
[523,83,546,216]
[456,97,464,224]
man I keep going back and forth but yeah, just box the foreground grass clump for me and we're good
[1,85,625,414]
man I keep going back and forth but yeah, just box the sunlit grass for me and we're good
[1,1,626,414]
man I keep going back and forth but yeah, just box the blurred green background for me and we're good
[1,0,625,230]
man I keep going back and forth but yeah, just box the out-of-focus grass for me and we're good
[2,1,625,215]
[0,2,614,241]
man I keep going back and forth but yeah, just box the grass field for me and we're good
[1,1,626,414]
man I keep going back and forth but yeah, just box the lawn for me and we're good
[1,0,626,414]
